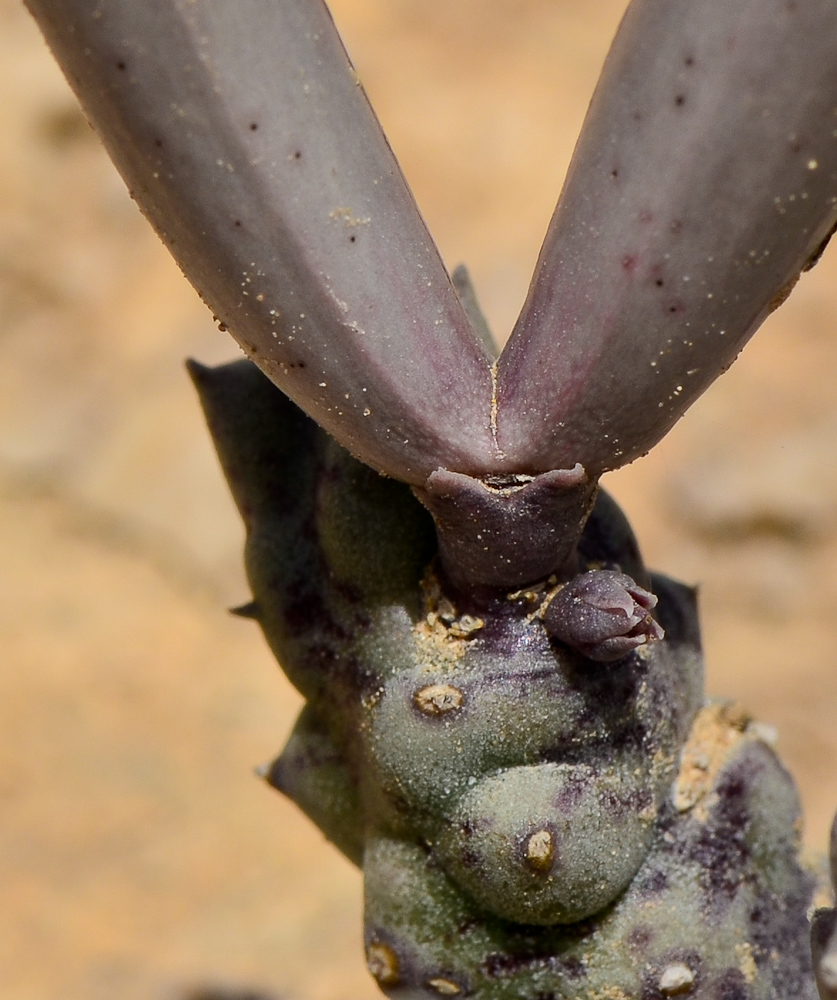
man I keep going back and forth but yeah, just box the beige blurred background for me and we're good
[2,1,836,998]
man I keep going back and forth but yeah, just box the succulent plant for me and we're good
[23,0,837,997]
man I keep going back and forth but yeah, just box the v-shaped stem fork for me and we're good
[23,0,837,587]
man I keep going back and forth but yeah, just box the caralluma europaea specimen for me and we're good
[24,0,837,996]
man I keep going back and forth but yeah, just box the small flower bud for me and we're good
[544,570,663,662]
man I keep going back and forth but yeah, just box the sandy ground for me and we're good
[2,1,837,998]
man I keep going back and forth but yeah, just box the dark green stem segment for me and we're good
[194,359,823,1000]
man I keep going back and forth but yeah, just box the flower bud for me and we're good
[544,569,663,662]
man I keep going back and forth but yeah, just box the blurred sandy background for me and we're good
[2,1,837,998]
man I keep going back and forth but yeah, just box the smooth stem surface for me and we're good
[25,0,498,486]
[498,0,837,475]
